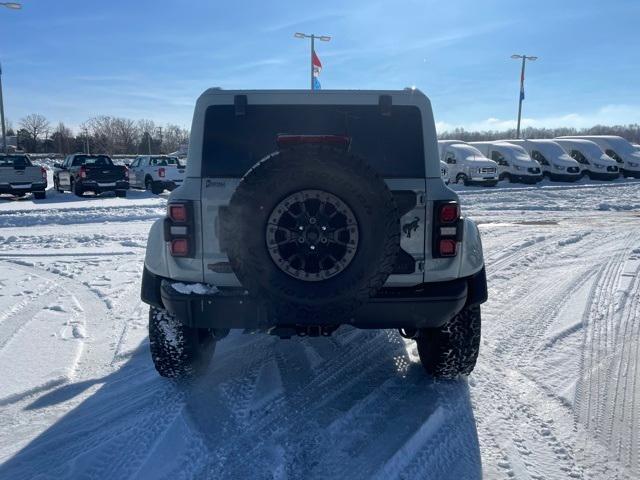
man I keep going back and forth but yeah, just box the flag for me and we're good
[312,50,322,73]
[312,49,322,90]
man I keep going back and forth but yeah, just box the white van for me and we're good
[440,160,450,184]
[437,140,498,186]
[509,139,581,182]
[556,136,640,178]
[469,141,542,184]
[553,138,619,180]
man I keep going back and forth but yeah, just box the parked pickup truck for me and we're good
[53,154,129,197]
[128,155,185,194]
[0,154,47,199]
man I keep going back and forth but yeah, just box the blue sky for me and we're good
[1,0,639,132]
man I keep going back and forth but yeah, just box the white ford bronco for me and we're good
[141,89,487,379]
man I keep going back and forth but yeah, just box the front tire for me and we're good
[456,173,468,186]
[416,305,481,379]
[115,189,127,198]
[33,191,46,200]
[148,307,215,378]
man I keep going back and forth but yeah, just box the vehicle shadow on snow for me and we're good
[0,329,482,480]
[183,328,482,479]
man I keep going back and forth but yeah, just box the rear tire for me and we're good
[115,189,127,198]
[416,305,481,379]
[148,307,215,378]
[146,176,163,195]
[33,191,46,200]
[72,179,83,197]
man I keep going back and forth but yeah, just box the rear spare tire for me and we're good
[224,144,400,324]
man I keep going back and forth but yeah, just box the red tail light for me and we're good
[433,201,461,258]
[170,238,189,256]
[158,167,165,178]
[79,166,87,178]
[164,201,193,257]
[40,167,47,180]
[439,239,457,257]
[439,203,460,223]
[169,204,188,222]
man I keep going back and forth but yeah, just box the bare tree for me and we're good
[19,113,50,152]
[162,123,189,153]
[86,116,117,153]
[112,118,138,154]
[137,119,156,154]
[51,122,74,155]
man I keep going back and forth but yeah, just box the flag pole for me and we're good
[294,32,330,91]
[511,54,538,139]
[310,35,315,90]
[516,56,525,139]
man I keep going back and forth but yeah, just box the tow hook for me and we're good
[268,325,338,339]
[297,325,336,337]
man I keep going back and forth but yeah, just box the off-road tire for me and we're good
[224,144,400,324]
[115,189,127,198]
[416,305,481,379]
[148,306,215,378]
[33,191,46,200]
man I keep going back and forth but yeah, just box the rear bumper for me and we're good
[78,180,129,191]
[0,181,47,194]
[142,266,488,330]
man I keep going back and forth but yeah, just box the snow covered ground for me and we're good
[0,179,638,479]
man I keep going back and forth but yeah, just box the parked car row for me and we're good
[438,135,640,186]
[0,153,187,200]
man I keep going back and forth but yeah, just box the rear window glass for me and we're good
[150,156,182,166]
[0,155,32,167]
[72,155,113,166]
[202,104,425,177]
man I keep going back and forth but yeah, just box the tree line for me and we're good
[7,114,640,154]
[438,124,640,144]
[6,114,190,155]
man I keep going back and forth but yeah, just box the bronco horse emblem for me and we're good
[402,217,420,238]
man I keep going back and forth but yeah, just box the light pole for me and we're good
[511,54,538,139]
[294,32,330,90]
[0,2,21,154]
